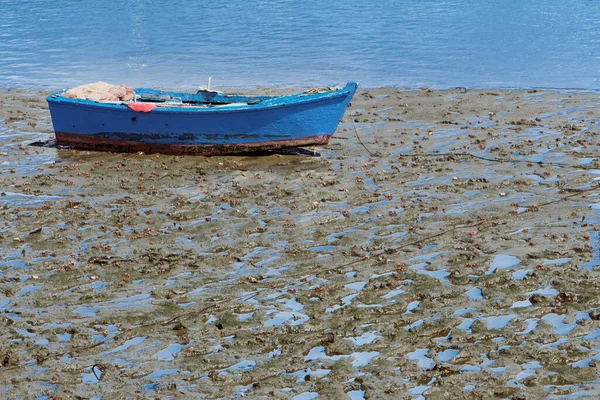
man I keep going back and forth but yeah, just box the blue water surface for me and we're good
[1,0,600,89]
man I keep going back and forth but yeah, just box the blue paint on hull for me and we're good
[47,83,357,154]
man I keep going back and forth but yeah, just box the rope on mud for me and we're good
[518,185,598,208]
[352,120,375,157]
[348,104,377,157]
[401,151,599,169]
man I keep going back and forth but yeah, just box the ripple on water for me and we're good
[527,285,560,298]
[457,318,477,333]
[542,258,571,266]
[486,254,520,275]
[56,333,72,342]
[405,301,420,314]
[0,299,10,310]
[304,346,379,368]
[326,293,358,313]
[0,192,63,206]
[233,312,255,322]
[508,369,537,388]
[460,364,482,373]
[281,298,305,311]
[221,359,257,373]
[454,308,477,317]
[284,368,331,383]
[407,251,444,262]
[583,328,600,340]
[345,281,368,291]
[16,329,36,338]
[408,385,431,396]
[407,348,435,370]
[438,349,461,362]
[73,293,152,317]
[348,390,366,400]
[81,366,103,384]
[264,311,310,327]
[512,269,533,280]
[409,262,451,284]
[103,336,146,355]
[309,245,337,253]
[1,259,30,271]
[155,343,185,361]
[343,331,381,346]
[482,314,518,329]
[382,287,405,300]
[144,368,179,379]
[581,231,600,270]
[464,288,483,300]
[511,299,533,309]
[291,393,319,400]
[541,314,578,335]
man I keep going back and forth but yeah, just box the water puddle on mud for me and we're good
[5,88,600,398]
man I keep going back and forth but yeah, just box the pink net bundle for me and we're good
[63,82,134,102]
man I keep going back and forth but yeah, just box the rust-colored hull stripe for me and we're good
[55,132,331,156]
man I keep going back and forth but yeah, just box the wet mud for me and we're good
[2,86,600,399]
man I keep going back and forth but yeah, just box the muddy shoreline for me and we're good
[2,86,600,399]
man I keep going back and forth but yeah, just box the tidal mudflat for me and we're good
[2,87,600,398]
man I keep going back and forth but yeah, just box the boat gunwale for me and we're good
[46,82,358,115]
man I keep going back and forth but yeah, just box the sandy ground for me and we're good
[2,86,600,399]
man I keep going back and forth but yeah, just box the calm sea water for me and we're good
[1,0,600,90]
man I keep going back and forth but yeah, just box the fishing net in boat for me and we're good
[63,82,134,102]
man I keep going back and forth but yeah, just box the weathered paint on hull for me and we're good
[55,132,331,156]
[47,82,357,156]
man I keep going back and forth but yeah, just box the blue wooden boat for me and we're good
[46,82,357,155]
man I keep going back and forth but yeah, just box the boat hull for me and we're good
[54,132,331,155]
[47,83,357,156]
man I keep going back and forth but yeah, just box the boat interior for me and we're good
[134,88,275,107]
